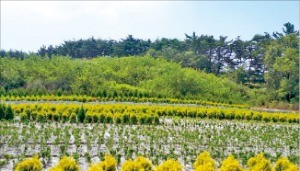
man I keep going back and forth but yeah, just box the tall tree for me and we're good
[264,33,299,102]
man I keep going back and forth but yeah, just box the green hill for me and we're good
[0,56,252,104]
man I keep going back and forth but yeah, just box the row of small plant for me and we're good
[14,105,159,124]
[1,94,248,108]
[1,119,298,169]
[15,151,299,171]
[11,103,299,124]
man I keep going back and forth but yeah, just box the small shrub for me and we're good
[5,104,14,120]
[155,159,182,171]
[77,105,86,123]
[0,103,5,120]
[193,151,216,171]
[36,113,46,122]
[15,155,42,171]
[247,153,272,171]
[134,156,153,171]
[20,112,28,122]
[88,154,116,171]
[274,157,299,171]
[49,156,80,171]
[220,155,245,171]
[121,160,139,171]
[69,113,77,123]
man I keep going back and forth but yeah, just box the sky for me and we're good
[1,1,299,52]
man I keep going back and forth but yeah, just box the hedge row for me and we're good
[15,152,299,171]
[1,94,248,108]
[10,103,299,124]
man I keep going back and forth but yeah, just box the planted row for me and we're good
[15,152,299,171]
[1,94,248,108]
[11,103,299,124]
[15,105,160,125]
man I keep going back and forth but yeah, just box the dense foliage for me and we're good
[0,56,252,104]
[0,103,14,120]
[1,22,298,106]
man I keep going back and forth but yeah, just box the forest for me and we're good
[0,22,299,108]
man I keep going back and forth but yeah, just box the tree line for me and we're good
[0,22,299,103]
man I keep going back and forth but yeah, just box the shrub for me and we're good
[36,113,46,122]
[194,164,215,171]
[134,156,153,171]
[0,103,5,120]
[69,113,77,123]
[121,160,139,171]
[20,112,28,122]
[53,112,60,121]
[274,157,299,171]
[15,155,42,171]
[92,113,99,123]
[49,156,80,171]
[106,114,113,124]
[5,104,14,120]
[85,113,93,123]
[247,153,272,171]
[220,155,245,171]
[61,113,69,123]
[155,159,182,171]
[193,151,216,170]
[88,154,117,171]
[122,114,130,124]
[77,105,86,123]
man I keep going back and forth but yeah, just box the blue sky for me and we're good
[1,1,299,52]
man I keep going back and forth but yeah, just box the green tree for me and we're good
[264,33,299,102]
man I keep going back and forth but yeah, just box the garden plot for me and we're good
[0,118,299,170]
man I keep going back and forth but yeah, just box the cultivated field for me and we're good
[0,102,299,170]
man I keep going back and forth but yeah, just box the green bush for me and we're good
[0,103,14,120]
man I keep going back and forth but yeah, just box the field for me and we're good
[0,102,299,170]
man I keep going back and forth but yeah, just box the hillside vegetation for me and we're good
[0,56,253,104]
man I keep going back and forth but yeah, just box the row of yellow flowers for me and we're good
[15,151,299,171]
[11,103,299,124]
